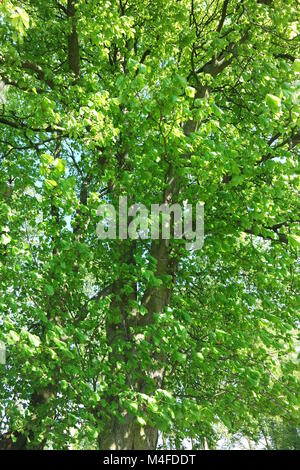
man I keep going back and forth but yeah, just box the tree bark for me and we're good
[99,414,158,450]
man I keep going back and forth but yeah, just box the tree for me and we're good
[0,0,299,450]
[266,420,300,450]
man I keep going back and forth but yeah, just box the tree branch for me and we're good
[216,0,229,33]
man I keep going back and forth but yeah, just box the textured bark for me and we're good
[99,414,158,450]
[96,113,199,449]
[97,164,181,449]
[0,432,28,450]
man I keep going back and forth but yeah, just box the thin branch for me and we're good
[216,0,229,33]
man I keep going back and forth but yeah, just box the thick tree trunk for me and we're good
[0,432,28,450]
[95,112,200,450]
[99,415,158,450]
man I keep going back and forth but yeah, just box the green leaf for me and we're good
[45,179,58,189]
[46,285,54,296]
[8,331,20,343]
[0,234,11,245]
[185,86,196,98]
[292,59,300,73]
[27,332,41,348]
[266,93,281,110]
[137,416,147,427]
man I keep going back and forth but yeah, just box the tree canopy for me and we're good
[0,0,299,450]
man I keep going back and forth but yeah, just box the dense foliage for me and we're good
[0,0,299,449]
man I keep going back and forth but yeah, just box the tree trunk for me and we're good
[99,415,158,450]
[0,432,28,450]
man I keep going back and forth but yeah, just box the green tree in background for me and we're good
[0,0,299,450]
[265,419,300,450]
